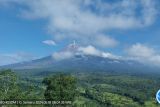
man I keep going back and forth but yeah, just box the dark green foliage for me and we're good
[85,88,140,107]
[0,69,160,107]
[42,73,77,102]
[0,69,21,100]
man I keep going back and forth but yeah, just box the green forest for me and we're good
[0,69,160,107]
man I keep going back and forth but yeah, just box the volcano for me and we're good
[0,42,157,74]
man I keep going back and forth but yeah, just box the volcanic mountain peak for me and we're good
[61,40,79,53]
[52,42,121,61]
[1,41,157,72]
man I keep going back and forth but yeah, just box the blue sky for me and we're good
[0,6,62,55]
[0,0,160,66]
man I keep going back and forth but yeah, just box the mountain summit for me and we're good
[0,43,156,73]
[61,40,79,52]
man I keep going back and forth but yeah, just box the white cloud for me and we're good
[101,52,120,59]
[78,45,120,59]
[0,52,36,66]
[127,43,155,58]
[42,40,56,46]
[126,43,160,66]
[52,45,120,60]
[0,0,159,48]
[78,45,101,56]
[94,35,118,47]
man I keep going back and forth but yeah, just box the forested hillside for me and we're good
[0,69,159,107]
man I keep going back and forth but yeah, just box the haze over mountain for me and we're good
[1,42,158,74]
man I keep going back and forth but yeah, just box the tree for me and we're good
[0,69,20,100]
[42,73,77,102]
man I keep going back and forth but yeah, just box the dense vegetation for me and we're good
[42,73,77,102]
[0,69,160,107]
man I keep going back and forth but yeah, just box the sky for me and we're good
[0,0,160,66]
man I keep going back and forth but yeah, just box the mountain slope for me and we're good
[0,43,157,73]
